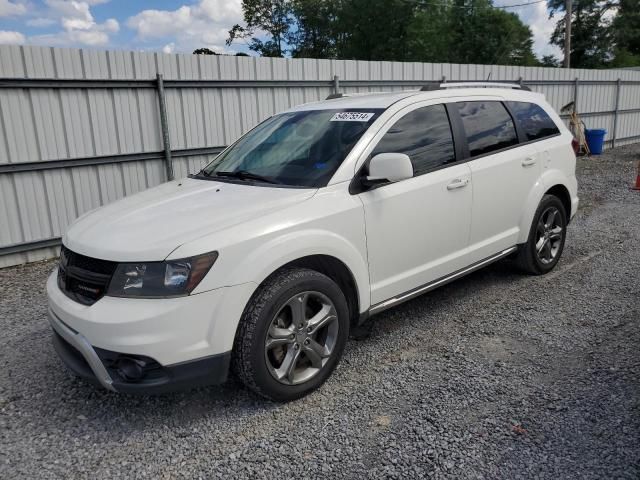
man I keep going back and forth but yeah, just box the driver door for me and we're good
[356,103,473,306]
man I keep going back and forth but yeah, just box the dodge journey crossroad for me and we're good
[47,82,578,401]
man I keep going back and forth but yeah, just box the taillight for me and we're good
[571,138,579,155]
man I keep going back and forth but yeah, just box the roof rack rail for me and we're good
[420,83,442,91]
[420,81,531,92]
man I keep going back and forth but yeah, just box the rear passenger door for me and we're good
[454,100,541,261]
[506,100,562,175]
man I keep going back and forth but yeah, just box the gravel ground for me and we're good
[1,146,639,479]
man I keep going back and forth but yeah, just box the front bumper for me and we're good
[49,307,116,391]
[46,270,257,393]
[49,308,230,394]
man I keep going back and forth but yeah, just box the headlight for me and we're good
[106,251,218,298]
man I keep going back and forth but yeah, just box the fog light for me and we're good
[116,357,146,382]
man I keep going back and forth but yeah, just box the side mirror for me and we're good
[367,153,413,184]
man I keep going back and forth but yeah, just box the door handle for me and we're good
[447,178,469,190]
[521,157,536,167]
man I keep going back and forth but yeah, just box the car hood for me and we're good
[63,178,317,262]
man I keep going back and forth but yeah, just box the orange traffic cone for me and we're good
[633,161,640,191]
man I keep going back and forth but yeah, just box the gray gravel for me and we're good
[1,146,639,479]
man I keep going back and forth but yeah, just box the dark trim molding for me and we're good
[2,77,640,90]
[0,237,61,256]
[0,146,225,174]
[369,246,518,315]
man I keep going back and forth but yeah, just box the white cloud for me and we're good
[29,0,119,47]
[127,0,243,53]
[197,0,243,22]
[26,17,57,27]
[0,30,26,44]
[162,42,175,54]
[46,0,94,29]
[0,0,26,17]
[102,17,118,32]
[30,20,119,46]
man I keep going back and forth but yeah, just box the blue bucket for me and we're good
[585,128,606,155]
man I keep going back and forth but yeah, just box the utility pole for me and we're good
[564,0,572,68]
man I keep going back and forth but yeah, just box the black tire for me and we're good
[515,194,567,275]
[232,267,350,401]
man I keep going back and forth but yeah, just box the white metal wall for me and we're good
[1,45,640,268]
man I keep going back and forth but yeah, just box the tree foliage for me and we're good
[540,54,561,66]
[333,0,416,61]
[227,0,294,57]
[548,0,618,68]
[611,0,640,66]
[288,0,340,58]
[546,0,640,68]
[408,0,538,65]
[227,0,541,65]
[193,48,218,55]
[227,0,640,68]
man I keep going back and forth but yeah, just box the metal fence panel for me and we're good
[1,44,640,267]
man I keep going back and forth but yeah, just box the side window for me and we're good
[456,101,518,157]
[372,104,455,176]
[507,101,560,141]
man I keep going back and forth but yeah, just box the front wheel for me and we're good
[232,268,350,401]
[515,194,567,275]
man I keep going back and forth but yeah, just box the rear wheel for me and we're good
[232,268,349,401]
[515,194,567,275]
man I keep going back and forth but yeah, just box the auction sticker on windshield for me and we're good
[330,112,375,122]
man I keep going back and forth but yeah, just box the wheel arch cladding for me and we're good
[257,255,360,327]
[518,179,572,244]
[545,184,571,221]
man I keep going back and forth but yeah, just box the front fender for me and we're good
[223,229,371,312]
[170,185,370,312]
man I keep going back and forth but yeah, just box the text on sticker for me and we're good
[330,112,375,122]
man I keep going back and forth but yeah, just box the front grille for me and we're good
[58,246,117,305]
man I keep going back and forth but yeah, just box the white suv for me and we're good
[47,83,578,401]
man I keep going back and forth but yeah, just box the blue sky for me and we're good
[0,0,561,58]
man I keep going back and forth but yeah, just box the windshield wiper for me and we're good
[213,170,279,184]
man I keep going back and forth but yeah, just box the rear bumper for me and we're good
[570,194,579,220]
[49,308,230,394]
[568,174,579,220]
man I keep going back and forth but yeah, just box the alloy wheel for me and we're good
[535,206,564,265]
[264,291,339,385]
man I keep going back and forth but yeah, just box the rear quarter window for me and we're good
[507,101,560,141]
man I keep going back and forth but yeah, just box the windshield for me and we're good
[200,109,382,187]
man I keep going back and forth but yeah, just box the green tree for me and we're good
[405,3,452,63]
[611,0,640,66]
[540,54,560,66]
[193,48,218,55]
[333,0,415,60]
[227,0,294,57]
[407,0,538,66]
[230,0,540,66]
[289,0,340,58]
[548,0,616,68]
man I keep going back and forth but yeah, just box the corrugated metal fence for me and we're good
[2,45,640,268]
